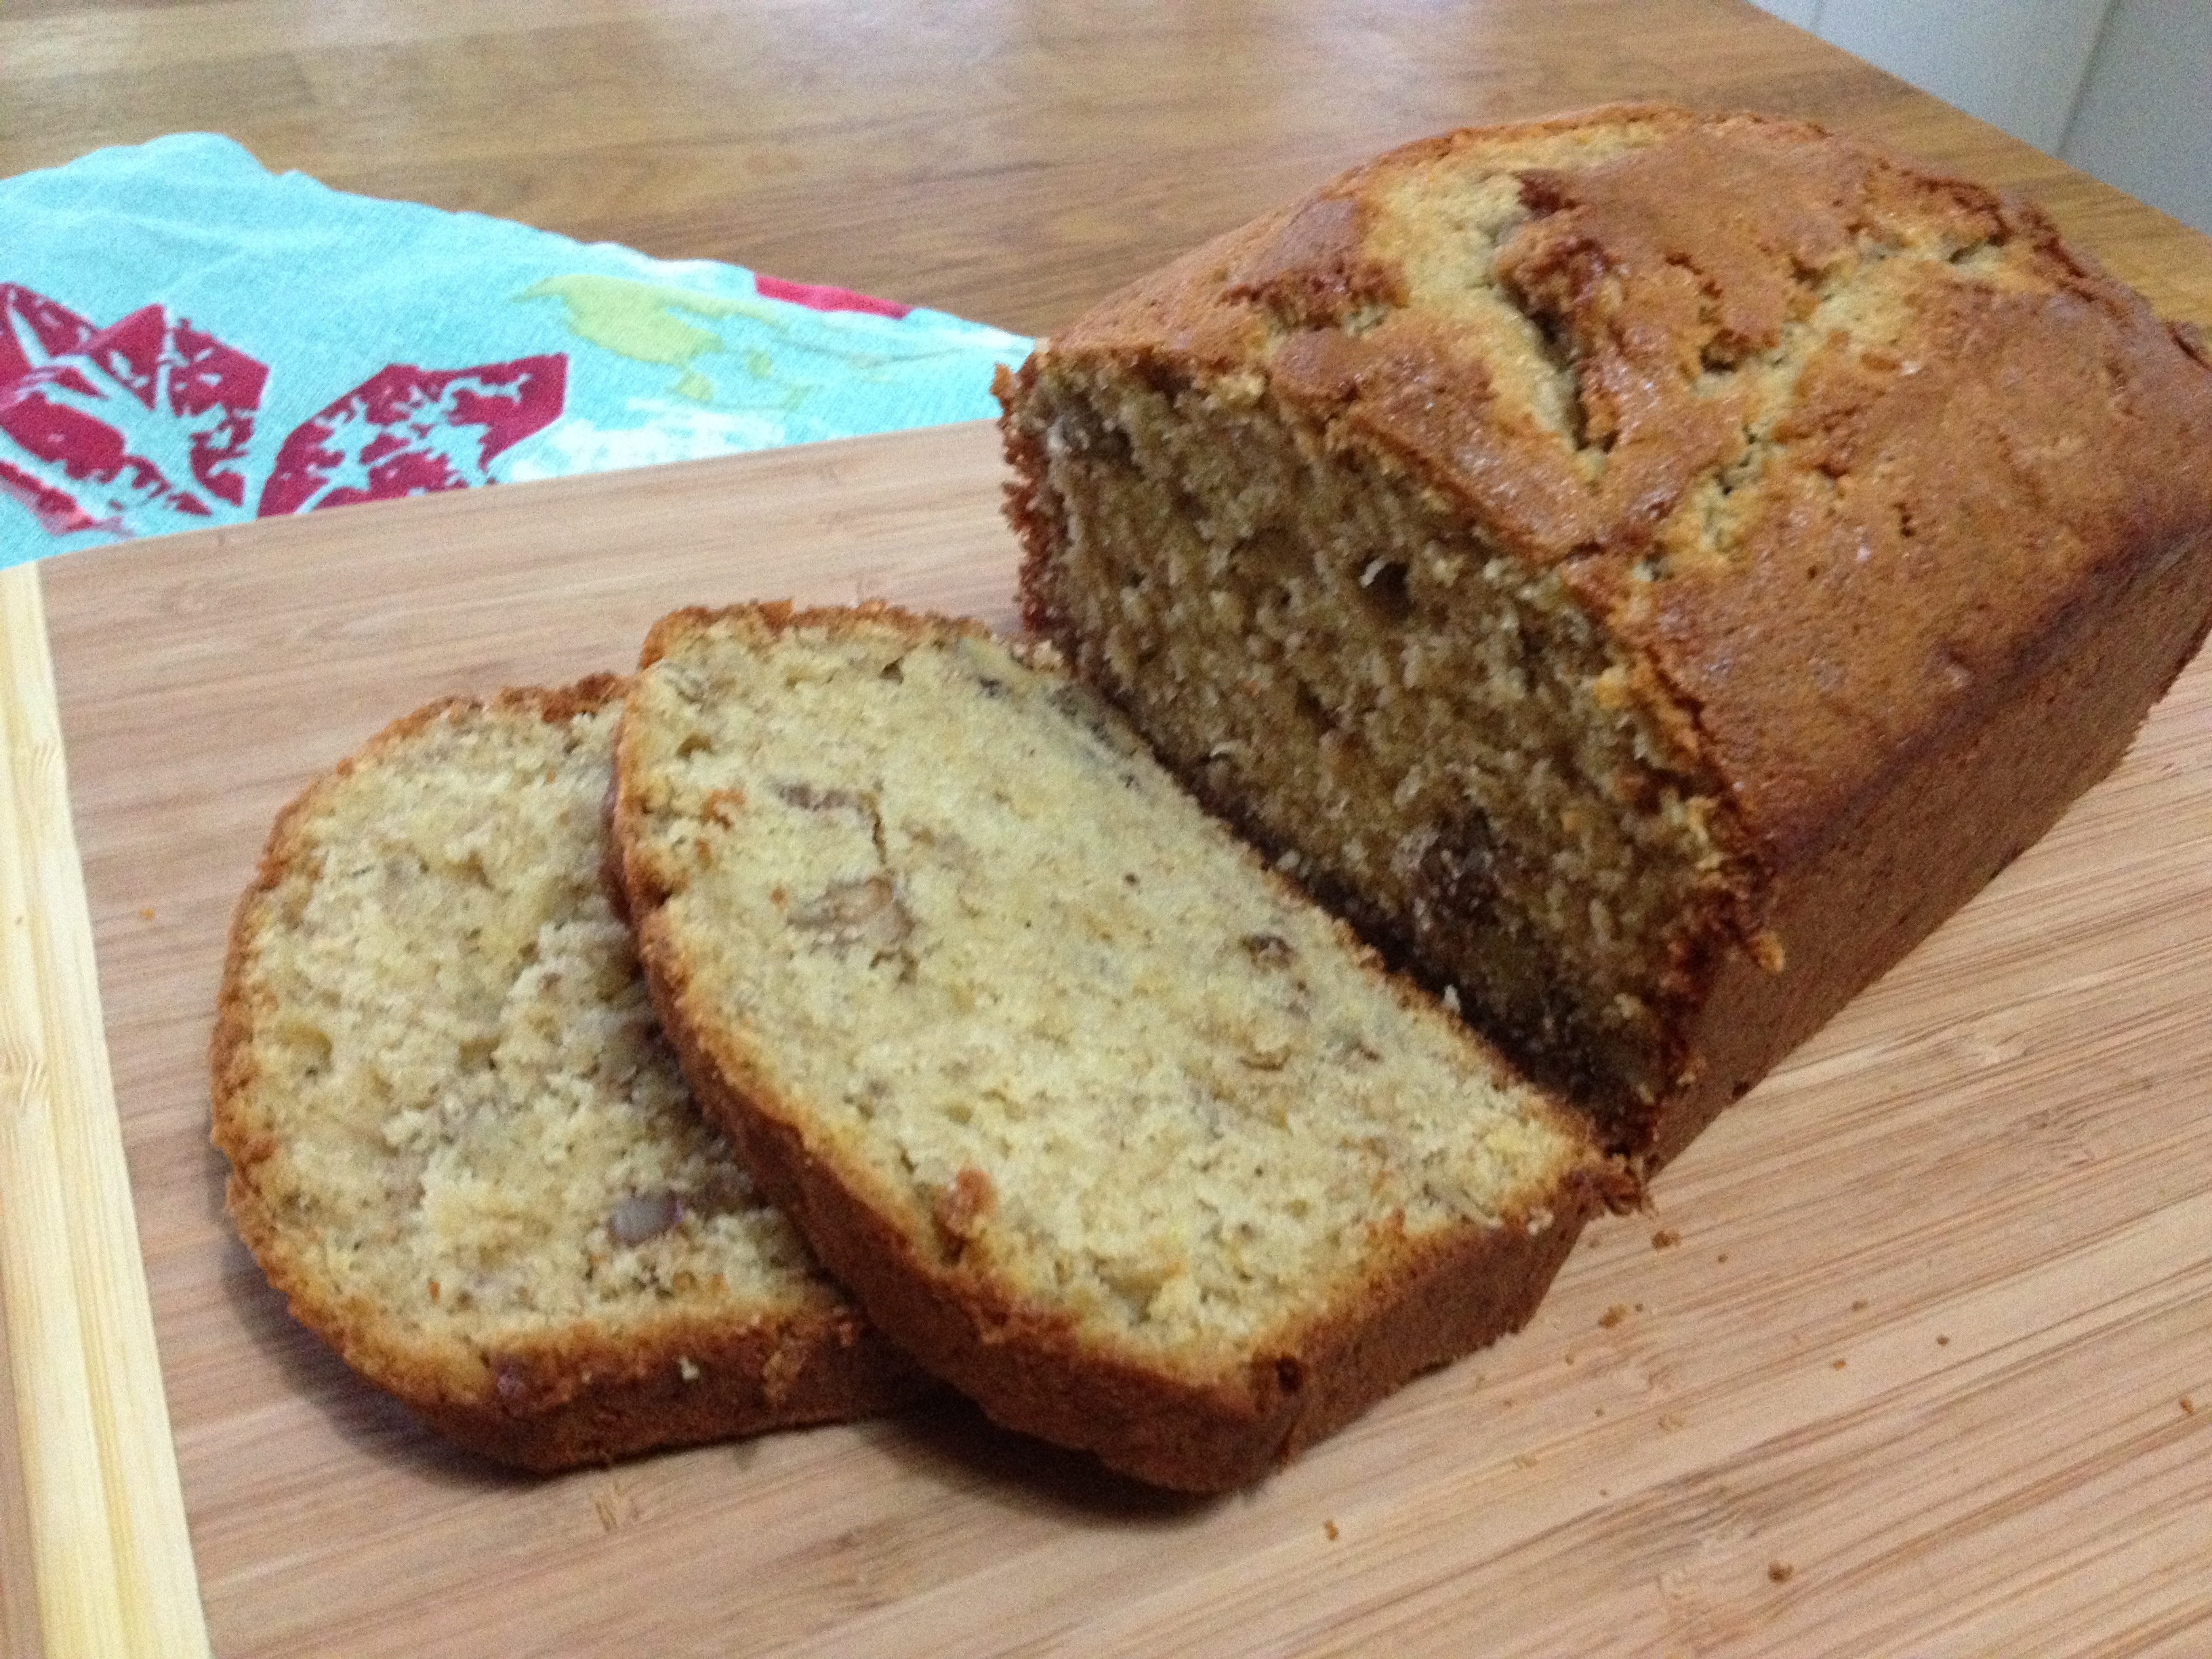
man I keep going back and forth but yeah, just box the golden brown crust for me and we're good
[1004,103,2212,1162]
[613,603,1620,1492]
[1645,508,2212,1162]
[211,678,924,1472]
[636,597,994,676]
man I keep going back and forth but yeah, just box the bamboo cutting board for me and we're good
[9,417,2212,1656]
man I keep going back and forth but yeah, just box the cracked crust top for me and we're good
[1016,104,2212,869]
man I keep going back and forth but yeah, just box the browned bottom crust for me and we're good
[388,1303,920,1473]
[218,1148,925,1472]
[656,1004,1606,1492]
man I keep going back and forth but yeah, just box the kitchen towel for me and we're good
[0,134,1031,569]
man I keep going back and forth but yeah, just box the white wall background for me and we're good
[1748,0,2212,234]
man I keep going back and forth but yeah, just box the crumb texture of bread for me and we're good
[211,680,918,1471]
[615,605,1612,1491]
[1000,104,2212,1160]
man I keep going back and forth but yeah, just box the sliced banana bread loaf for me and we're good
[611,603,1618,1492]
[999,104,2212,1165]
[212,679,920,1471]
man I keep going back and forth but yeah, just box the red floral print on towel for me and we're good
[0,283,268,535]
[0,283,96,382]
[257,355,567,516]
[752,274,912,320]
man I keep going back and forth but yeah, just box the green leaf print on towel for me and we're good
[517,274,789,403]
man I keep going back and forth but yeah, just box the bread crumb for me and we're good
[1600,1304,1630,1328]
[1831,1358,1847,1370]
[2183,1396,2196,1415]
[1936,1335,1950,1346]
[592,1483,640,1534]
[932,1166,997,1246]
[138,906,156,921]
[1651,1228,1679,1250]
[1716,1252,1729,1264]
[1768,1561,1794,1584]
[1324,1519,1340,1540]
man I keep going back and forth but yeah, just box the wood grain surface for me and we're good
[25,416,2212,1657]
[3,0,2209,340]
[5,1,2212,1654]
[0,571,207,1659]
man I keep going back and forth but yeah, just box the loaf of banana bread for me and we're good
[1000,104,2212,1163]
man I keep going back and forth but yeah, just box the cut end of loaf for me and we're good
[1005,352,1742,1141]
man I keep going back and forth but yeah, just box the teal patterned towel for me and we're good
[0,134,1032,569]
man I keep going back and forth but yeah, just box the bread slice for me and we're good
[211,678,921,1471]
[611,603,1620,1492]
[998,104,2212,1165]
